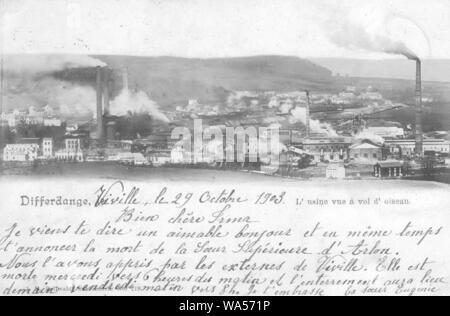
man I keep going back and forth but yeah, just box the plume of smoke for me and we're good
[2,75,96,118]
[290,107,338,137]
[3,54,106,74]
[327,15,418,60]
[355,129,385,145]
[50,82,97,117]
[1,54,105,117]
[110,89,169,123]
[279,102,294,114]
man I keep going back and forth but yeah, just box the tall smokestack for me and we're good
[305,90,311,139]
[414,59,423,156]
[103,69,110,115]
[96,66,104,141]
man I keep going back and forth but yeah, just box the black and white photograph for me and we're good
[0,0,449,299]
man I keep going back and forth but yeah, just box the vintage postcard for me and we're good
[0,0,449,299]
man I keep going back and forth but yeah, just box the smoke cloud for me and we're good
[1,55,106,118]
[290,106,338,137]
[355,130,385,145]
[3,54,106,74]
[326,14,418,60]
[279,102,294,114]
[110,89,170,123]
[2,75,96,118]
[2,55,170,123]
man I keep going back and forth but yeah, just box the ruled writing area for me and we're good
[0,179,448,296]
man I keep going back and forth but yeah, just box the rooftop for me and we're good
[350,140,383,149]
[376,161,405,168]
[386,138,449,144]
[17,138,40,144]
[303,137,353,145]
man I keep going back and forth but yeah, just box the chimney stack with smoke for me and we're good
[305,90,311,139]
[414,59,423,156]
[96,66,104,141]
[326,14,425,154]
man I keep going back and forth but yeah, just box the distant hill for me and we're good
[94,55,333,105]
[1,55,332,113]
[311,58,450,83]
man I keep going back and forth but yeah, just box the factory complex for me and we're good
[1,60,449,181]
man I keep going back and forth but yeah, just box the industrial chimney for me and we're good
[103,68,111,115]
[414,59,423,156]
[96,66,104,141]
[305,90,311,139]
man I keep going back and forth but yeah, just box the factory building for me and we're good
[349,140,383,164]
[385,139,450,157]
[302,137,353,163]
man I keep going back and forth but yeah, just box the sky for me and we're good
[1,0,450,59]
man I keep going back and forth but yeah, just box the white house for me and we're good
[42,138,53,158]
[44,118,62,127]
[55,138,83,162]
[3,144,39,162]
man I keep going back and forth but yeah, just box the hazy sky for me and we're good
[1,0,450,59]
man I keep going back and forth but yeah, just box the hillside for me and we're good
[1,55,332,113]
[94,55,333,105]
